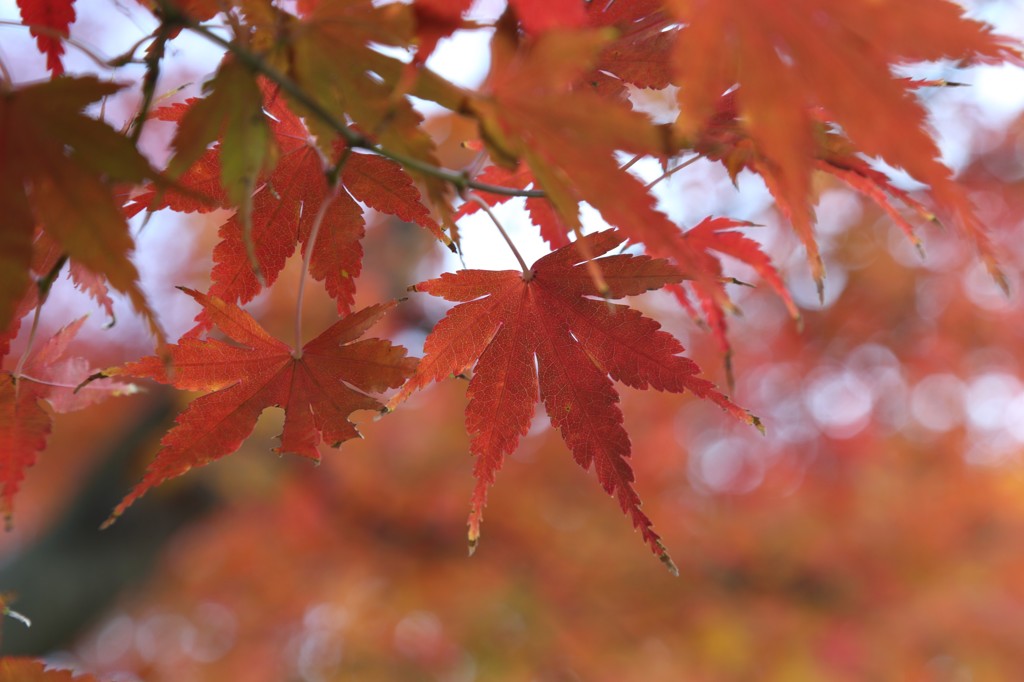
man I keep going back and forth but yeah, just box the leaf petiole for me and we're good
[644,155,701,191]
[465,193,531,278]
[177,17,546,200]
[294,150,352,357]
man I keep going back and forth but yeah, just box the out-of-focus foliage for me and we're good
[2,0,1024,679]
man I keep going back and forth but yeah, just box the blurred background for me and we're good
[2,0,1024,679]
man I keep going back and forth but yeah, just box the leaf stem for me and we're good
[0,20,125,70]
[178,17,545,199]
[13,254,68,383]
[129,24,170,145]
[466,193,531,277]
[294,151,350,357]
[13,304,42,385]
[0,49,11,86]
[644,155,701,190]
[619,153,644,172]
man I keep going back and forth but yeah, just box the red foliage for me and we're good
[2,0,1024,677]
[101,289,414,525]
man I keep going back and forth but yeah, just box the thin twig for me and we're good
[645,155,701,190]
[177,17,546,199]
[129,24,170,144]
[17,374,135,392]
[13,254,69,381]
[0,20,121,70]
[12,305,42,384]
[619,153,644,172]
[466,193,531,277]
[0,46,12,85]
[294,149,352,356]
[108,32,157,67]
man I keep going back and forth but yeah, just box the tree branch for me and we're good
[177,17,547,200]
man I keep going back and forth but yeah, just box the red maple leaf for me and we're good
[673,217,801,371]
[0,77,163,343]
[467,25,733,309]
[669,0,1020,288]
[100,288,416,526]
[508,0,587,35]
[389,230,758,572]
[412,0,474,65]
[16,0,75,76]
[0,317,133,523]
[586,0,674,91]
[454,163,570,248]
[133,88,440,325]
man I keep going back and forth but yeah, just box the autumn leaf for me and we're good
[508,0,586,36]
[0,659,101,681]
[165,57,277,281]
[466,22,732,304]
[667,0,1020,290]
[663,218,801,377]
[0,77,164,344]
[100,288,416,526]
[585,0,674,91]
[32,230,116,322]
[411,0,474,65]
[286,0,454,214]
[16,0,76,76]
[135,88,439,323]
[0,317,135,523]
[455,164,569,248]
[469,22,664,230]
[390,230,758,572]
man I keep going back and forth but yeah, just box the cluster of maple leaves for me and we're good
[1,0,1020,573]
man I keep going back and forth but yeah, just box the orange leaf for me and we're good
[391,230,758,571]
[138,89,439,323]
[0,318,133,523]
[668,0,1020,291]
[0,77,163,344]
[0,658,100,681]
[101,289,416,526]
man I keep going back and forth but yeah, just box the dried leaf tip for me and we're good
[467,528,479,557]
[74,370,109,394]
[749,414,766,435]
[656,541,679,577]
[986,258,1011,297]
[3,606,31,628]
[99,512,119,531]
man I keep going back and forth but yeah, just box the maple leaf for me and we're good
[389,230,758,572]
[100,288,416,526]
[0,318,134,523]
[0,659,100,681]
[467,22,735,307]
[16,0,76,76]
[667,0,1020,290]
[508,0,587,36]
[135,88,440,324]
[586,0,674,91]
[0,77,164,344]
[470,23,665,230]
[455,164,569,248]
[665,218,801,378]
[411,0,474,65]
[32,230,115,322]
[164,57,277,281]
[286,0,453,211]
